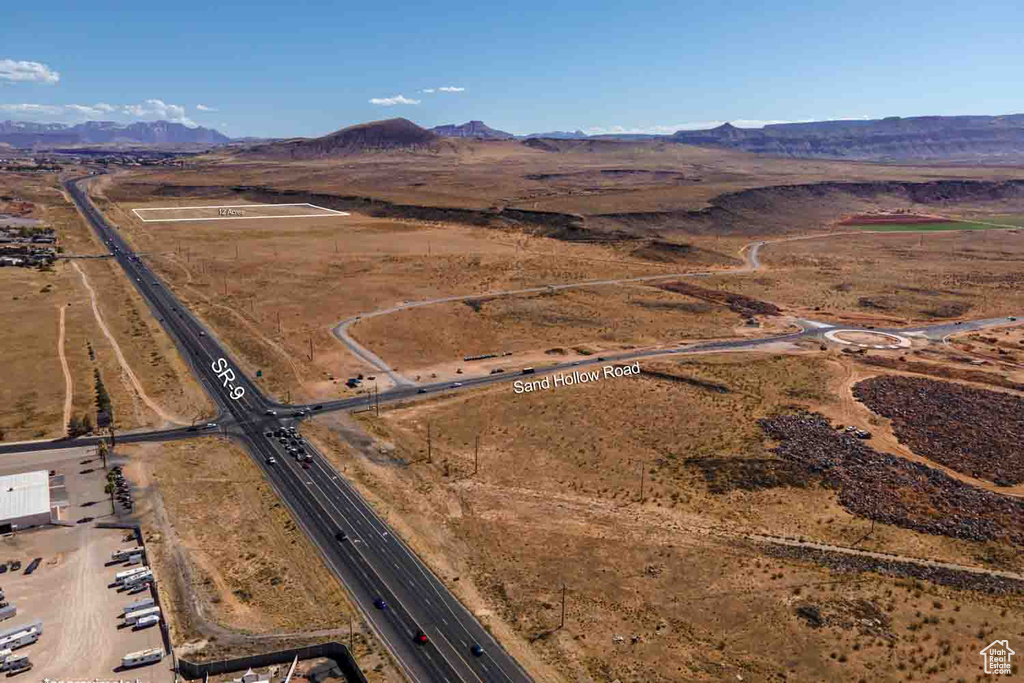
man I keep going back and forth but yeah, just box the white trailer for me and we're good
[0,628,38,651]
[120,569,153,587]
[111,547,144,562]
[115,566,149,583]
[0,655,29,673]
[0,655,28,671]
[121,647,164,668]
[124,606,160,625]
[125,553,143,566]
[121,597,155,615]
[133,614,160,630]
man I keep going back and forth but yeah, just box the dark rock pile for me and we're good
[760,543,1024,595]
[853,375,1024,485]
[758,412,1024,545]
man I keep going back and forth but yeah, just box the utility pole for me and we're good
[349,615,354,650]
[223,277,228,296]
[277,311,281,333]
[309,334,314,362]
[335,239,338,254]
[560,584,567,629]
[235,243,238,260]
[639,455,645,503]
[427,422,432,463]
[375,381,380,417]
[474,435,479,475]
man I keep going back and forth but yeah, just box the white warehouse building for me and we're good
[0,471,55,532]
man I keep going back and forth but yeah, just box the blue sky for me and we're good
[2,0,1023,138]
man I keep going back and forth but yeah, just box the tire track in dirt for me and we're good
[57,305,73,433]
[72,260,184,426]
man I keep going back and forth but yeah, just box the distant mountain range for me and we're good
[0,120,230,148]
[669,115,1024,160]
[12,113,1020,162]
[430,122,588,140]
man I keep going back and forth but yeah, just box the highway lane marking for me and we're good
[304,450,502,683]
[236,440,427,683]
[295,452,485,681]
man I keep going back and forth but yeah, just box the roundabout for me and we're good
[823,329,912,349]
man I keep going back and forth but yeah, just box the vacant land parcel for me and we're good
[99,190,740,401]
[132,202,348,222]
[306,353,1024,682]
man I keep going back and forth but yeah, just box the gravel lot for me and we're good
[759,412,1024,545]
[853,375,1024,485]
[0,446,170,680]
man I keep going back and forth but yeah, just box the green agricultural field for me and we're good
[850,221,1018,232]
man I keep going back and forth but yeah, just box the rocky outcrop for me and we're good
[671,115,1024,161]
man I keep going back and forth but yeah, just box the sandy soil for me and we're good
[0,173,212,442]
[732,229,1024,322]
[302,353,1024,681]
[94,189,741,402]
[121,439,401,681]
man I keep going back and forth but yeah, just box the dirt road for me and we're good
[72,261,183,426]
[57,304,73,432]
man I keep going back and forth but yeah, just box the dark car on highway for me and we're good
[373,597,387,610]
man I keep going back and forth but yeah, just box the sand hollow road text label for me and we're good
[513,361,641,394]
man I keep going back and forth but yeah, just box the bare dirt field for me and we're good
[350,284,771,375]
[716,229,1024,322]
[0,171,211,442]
[120,438,398,681]
[97,142,1024,219]
[133,202,344,222]
[93,190,743,402]
[301,353,1024,682]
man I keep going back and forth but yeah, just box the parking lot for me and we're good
[0,446,171,680]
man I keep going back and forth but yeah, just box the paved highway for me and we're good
[63,176,533,683]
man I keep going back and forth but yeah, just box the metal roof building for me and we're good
[0,471,53,531]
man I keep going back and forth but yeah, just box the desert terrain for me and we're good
[7,133,1022,682]
[0,171,212,442]
[302,350,1024,682]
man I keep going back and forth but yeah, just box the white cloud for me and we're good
[0,103,63,115]
[369,95,420,106]
[121,99,195,126]
[421,86,465,94]
[0,99,203,126]
[196,103,217,112]
[65,103,118,118]
[0,59,60,84]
